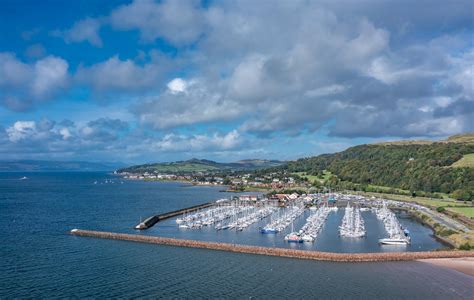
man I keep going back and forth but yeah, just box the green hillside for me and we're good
[118,158,284,174]
[276,134,474,200]
[452,153,474,168]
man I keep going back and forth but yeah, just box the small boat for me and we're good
[179,224,190,229]
[260,227,278,234]
[285,220,303,242]
[285,233,304,243]
[135,223,146,230]
[20,176,28,180]
[378,238,410,245]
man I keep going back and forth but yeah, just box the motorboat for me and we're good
[379,238,410,245]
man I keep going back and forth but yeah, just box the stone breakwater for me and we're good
[70,229,474,262]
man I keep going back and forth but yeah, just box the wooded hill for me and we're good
[274,134,474,200]
[118,158,284,174]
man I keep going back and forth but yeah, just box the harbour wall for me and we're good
[135,201,214,229]
[70,229,474,262]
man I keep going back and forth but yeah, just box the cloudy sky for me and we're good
[0,0,472,164]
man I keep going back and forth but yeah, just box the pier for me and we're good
[135,201,215,230]
[70,229,474,262]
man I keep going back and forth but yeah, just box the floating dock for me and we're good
[134,201,215,230]
[70,229,474,262]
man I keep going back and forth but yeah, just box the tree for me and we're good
[451,189,472,201]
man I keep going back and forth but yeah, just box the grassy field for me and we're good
[293,172,319,183]
[294,170,333,183]
[446,207,474,218]
[451,153,474,168]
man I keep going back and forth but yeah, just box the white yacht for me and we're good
[379,238,410,245]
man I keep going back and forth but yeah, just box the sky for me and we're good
[0,0,472,164]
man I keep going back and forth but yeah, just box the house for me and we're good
[288,193,299,200]
[239,195,258,202]
[274,194,289,202]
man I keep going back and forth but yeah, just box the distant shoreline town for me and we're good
[116,170,302,192]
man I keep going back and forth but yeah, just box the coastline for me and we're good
[418,257,474,276]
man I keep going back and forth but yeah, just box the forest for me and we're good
[270,142,474,200]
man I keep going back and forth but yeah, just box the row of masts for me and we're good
[374,201,411,244]
[284,205,334,243]
[339,203,366,238]
[174,200,409,246]
[260,204,305,233]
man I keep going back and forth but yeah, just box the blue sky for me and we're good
[0,0,472,164]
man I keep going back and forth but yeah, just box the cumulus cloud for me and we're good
[0,118,245,161]
[129,1,470,139]
[167,78,187,94]
[134,78,243,129]
[52,17,103,47]
[109,0,205,45]
[0,53,69,111]
[6,0,473,146]
[81,118,129,142]
[75,55,164,92]
[151,130,242,152]
[6,121,37,142]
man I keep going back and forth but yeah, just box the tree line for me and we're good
[269,142,474,200]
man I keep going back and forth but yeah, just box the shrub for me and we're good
[459,243,471,250]
[438,228,457,237]
[436,207,445,213]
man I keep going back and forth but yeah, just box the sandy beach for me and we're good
[419,257,474,276]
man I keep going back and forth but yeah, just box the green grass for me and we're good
[446,207,474,218]
[367,184,409,194]
[293,172,319,183]
[293,171,333,183]
[451,153,474,168]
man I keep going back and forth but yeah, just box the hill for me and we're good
[0,160,122,172]
[117,158,284,174]
[272,134,474,200]
[376,133,474,146]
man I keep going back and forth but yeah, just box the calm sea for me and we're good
[0,172,472,299]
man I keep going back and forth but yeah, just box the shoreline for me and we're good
[418,257,474,276]
[70,229,474,262]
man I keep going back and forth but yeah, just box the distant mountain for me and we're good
[117,158,285,174]
[0,160,122,172]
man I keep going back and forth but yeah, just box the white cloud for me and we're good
[32,56,69,97]
[152,130,242,152]
[7,121,37,142]
[135,78,243,129]
[76,55,163,91]
[167,78,187,94]
[0,53,69,111]
[109,0,205,45]
[53,17,103,47]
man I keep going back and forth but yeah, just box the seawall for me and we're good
[135,201,214,229]
[70,229,474,262]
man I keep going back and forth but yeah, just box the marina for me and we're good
[2,173,471,299]
[140,194,447,253]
